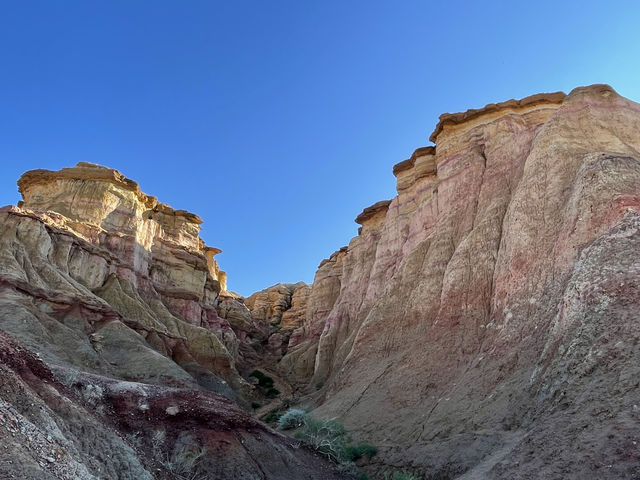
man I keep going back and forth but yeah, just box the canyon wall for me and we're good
[0,163,344,479]
[273,84,640,479]
[2,83,639,479]
[3,162,244,394]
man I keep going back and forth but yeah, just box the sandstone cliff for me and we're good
[3,162,245,394]
[0,162,346,479]
[273,84,640,479]
[2,83,640,479]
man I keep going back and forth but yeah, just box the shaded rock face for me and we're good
[276,85,640,478]
[0,330,346,480]
[280,248,347,383]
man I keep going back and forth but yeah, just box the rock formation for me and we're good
[0,162,345,479]
[0,330,345,479]
[244,282,310,331]
[274,84,640,479]
[2,84,640,479]
[3,162,244,394]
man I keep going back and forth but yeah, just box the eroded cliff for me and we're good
[270,84,640,479]
[2,84,639,480]
[0,162,345,479]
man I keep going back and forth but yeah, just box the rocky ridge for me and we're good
[0,162,345,479]
[2,84,640,479]
[262,84,640,479]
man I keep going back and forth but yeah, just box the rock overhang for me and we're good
[428,91,567,143]
[354,199,392,225]
[18,162,203,224]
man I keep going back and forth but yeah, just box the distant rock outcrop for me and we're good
[244,282,310,330]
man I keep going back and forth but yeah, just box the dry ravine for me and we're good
[1,84,639,479]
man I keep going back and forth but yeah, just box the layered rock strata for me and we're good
[244,282,310,330]
[0,162,346,479]
[1,163,246,395]
[0,330,345,480]
[233,282,313,368]
[277,85,640,479]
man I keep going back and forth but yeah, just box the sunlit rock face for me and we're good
[244,282,310,329]
[278,85,640,478]
[240,282,312,362]
[2,162,244,395]
[0,163,347,479]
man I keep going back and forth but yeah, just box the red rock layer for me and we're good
[0,330,346,480]
[277,84,640,478]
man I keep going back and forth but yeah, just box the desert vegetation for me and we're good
[277,408,386,478]
[249,369,281,398]
[152,431,207,480]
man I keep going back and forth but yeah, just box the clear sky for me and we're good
[1,1,639,295]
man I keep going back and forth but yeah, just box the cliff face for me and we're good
[3,162,243,394]
[0,162,346,479]
[3,84,640,479]
[275,85,640,478]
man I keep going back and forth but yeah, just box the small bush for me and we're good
[266,387,280,398]
[386,472,417,480]
[342,442,377,461]
[251,402,261,409]
[261,411,281,423]
[278,412,377,478]
[295,416,348,460]
[277,409,307,430]
[152,430,207,480]
[249,370,274,388]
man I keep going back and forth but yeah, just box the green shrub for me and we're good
[266,387,280,398]
[387,472,417,480]
[295,416,348,460]
[342,442,377,461]
[251,402,261,409]
[261,411,281,423]
[249,370,275,389]
[279,412,377,477]
[277,408,307,430]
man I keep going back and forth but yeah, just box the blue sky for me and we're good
[1,1,639,295]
